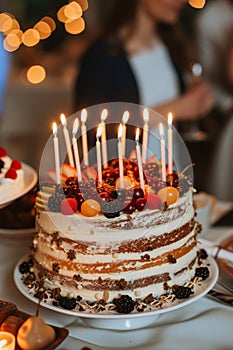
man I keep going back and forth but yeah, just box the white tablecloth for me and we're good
[0,228,233,350]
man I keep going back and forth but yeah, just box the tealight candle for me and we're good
[142,108,149,163]
[0,332,15,350]
[159,123,166,182]
[118,123,124,188]
[167,112,173,174]
[135,127,145,192]
[60,113,75,167]
[72,118,82,181]
[122,110,129,158]
[81,108,89,166]
[52,122,61,185]
[96,124,103,184]
[100,109,108,168]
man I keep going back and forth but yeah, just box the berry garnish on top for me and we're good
[61,198,78,215]
[5,168,17,179]
[11,159,22,170]
[0,147,7,157]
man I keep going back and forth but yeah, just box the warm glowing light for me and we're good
[122,111,129,124]
[65,2,82,20]
[60,113,67,127]
[135,127,140,142]
[143,108,149,122]
[65,17,85,34]
[52,122,57,136]
[41,16,56,32]
[57,5,72,23]
[34,21,51,40]
[22,28,40,47]
[72,0,89,11]
[0,13,12,32]
[3,36,20,51]
[6,33,20,47]
[100,109,108,122]
[26,65,46,84]
[96,124,103,139]
[188,0,206,9]
[118,123,123,139]
[72,117,79,135]
[168,112,173,126]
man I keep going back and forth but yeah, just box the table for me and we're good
[0,227,233,350]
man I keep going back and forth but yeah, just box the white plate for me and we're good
[14,255,219,330]
[0,163,38,209]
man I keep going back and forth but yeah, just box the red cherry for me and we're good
[145,193,161,210]
[11,159,22,170]
[0,147,7,157]
[136,197,147,211]
[5,168,17,179]
[123,201,136,214]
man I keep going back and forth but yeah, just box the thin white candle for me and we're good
[118,123,124,188]
[167,112,173,174]
[142,108,149,163]
[96,124,103,184]
[100,109,108,168]
[135,128,145,192]
[52,122,61,185]
[60,113,75,167]
[81,109,89,166]
[159,123,166,182]
[122,110,129,158]
[72,118,82,182]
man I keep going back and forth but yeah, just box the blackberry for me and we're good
[173,286,193,299]
[19,261,30,274]
[101,200,121,219]
[0,159,4,171]
[48,193,64,212]
[195,267,209,280]
[199,249,208,260]
[113,295,136,314]
[59,296,77,310]
[178,176,191,197]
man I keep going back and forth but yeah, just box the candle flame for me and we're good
[60,113,67,126]
[159,123,164,138]
[0,339,7,346]
[168,112,173,126]
[143,108,149,122]
[135,127,140,142]
[118,123,123,139]
[72,118,79,136]
[100,109,108,122]
[52,122,57,136]
[122,110,129,124]
[81,108,87,123]
[96,123,103,139]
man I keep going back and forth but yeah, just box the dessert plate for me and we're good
[0,163,38,209]
[14,255,219,330]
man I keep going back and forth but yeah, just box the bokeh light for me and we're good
[64,17,85,34]
[188,0,206,9]
[22,28,40,47]
[34,20,51,40]
[26,65,46,84]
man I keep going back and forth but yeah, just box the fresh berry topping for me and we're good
[157,186,179,205]
[113,295,136,314]
[144,193,161,210]
[61,198,78,215]
[19,261,30,274]
[81,199,101,217]
[178,176,191,197]
[111,189,126,202]
[199,249,208,260]
[101,200,121,218]
[11,159,22,170]
[195,267,209,280]
[59,296,77,310]
[0,147,7,157]
[123,201,136,215]
[0,159,4,171]
[173,285,193,299]
[48,193,65,212]
[135,197,147,211]
[133,187,144,201]
[5,168,17,179]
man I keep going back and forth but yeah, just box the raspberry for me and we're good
[11,159,22,170]
[145,193,161,210]
[173,285,193,299]
[48,193,64,212]
[59,296,77,310]
[61,198,78,215]
[113,295,136,314]
[5,168,17,179]
[0,147,7,157]
[195,267,209,280]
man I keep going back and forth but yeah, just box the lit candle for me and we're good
[122,110,129,158]
[118,123,124,188]
[167,112,173,174]
[100,109,108,168]
[96,123,103,184]
[142,108,149,163]
[81,108,89,166]
[52,122,61,185]
[60,113,75,167]
[159,123,166,182]
[72,118,82,182]
[135,128,145,192]
[0,332,15,350]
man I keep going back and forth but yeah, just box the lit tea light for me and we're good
[142,108,149,163]
[159,123,166,182]
[96,123,103,184]
[167,112,173,174]
[122,110,129,158]
[60,113,75,167]
[118,123,124,188]
[81,109,89,165]
[52,122,61,185]
[100,109,108,168]
[72,118,82,181]
[0,331,15,350]
[135,127,145,192]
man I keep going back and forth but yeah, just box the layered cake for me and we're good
[0,147,25,205]
[19,157,210,314]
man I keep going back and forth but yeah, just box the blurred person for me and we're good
[195,0,233,114]
[0,33,10,123]
[73,0,214,123]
